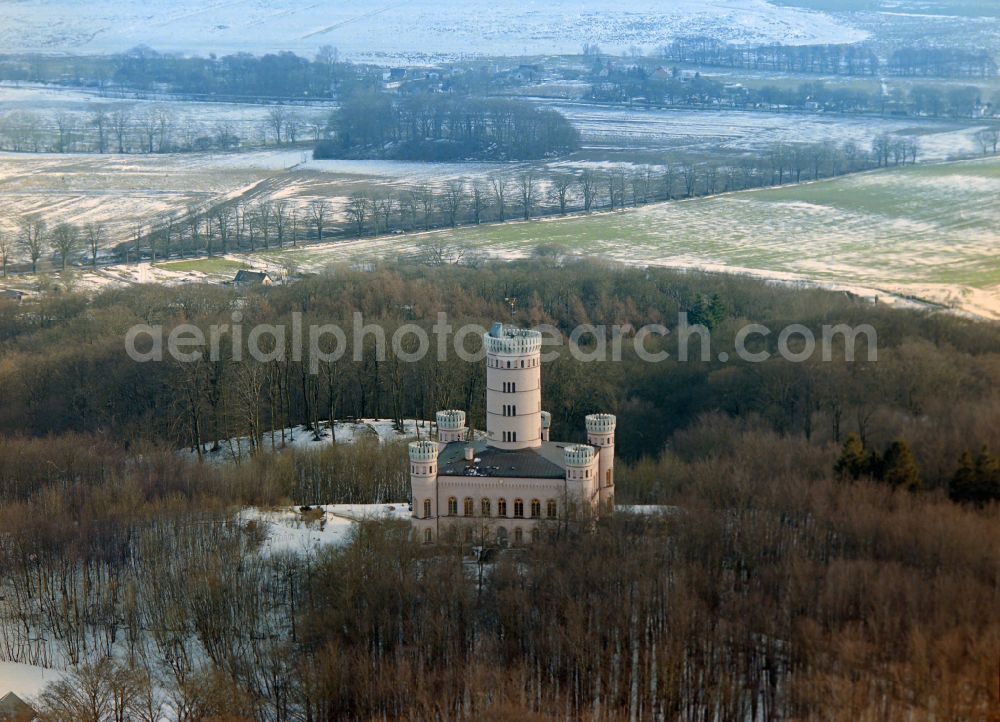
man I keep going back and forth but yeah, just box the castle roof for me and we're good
[436,439,587,479]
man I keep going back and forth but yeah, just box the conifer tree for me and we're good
[949,449,976,503]
[834,432,866,480]
[882,439,921,491]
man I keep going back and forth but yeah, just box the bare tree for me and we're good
[54,112,76,153]
[256,201,272,249]
[111,106,133,153]
[18,215,45,272]
[267,106,289,145]
[579,170,598,211]
[273,201,289,248]
[214,206,233,254]
[91,107,110,154]
[517,171,537,220]
[50,222,80,271]
[309,200,330,243]
[347,194,368,236]
[138,108,161,153]
[83,222,104,268]
[550,174,574,214]
[0,229,11,277]
[488,173,511,222]
[470,182,486,224]
[443,181,465,227]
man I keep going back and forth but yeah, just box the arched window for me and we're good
[464,497,474,516]
[423,528,432,543]
[606,469,612,487]
[530,499,541,518]
[481,498,491,516]
[447,497,458,516]
[423,499,431,518]
[513,527,523,544]
[546,499,557,518]
[464,527,474,542]
[531,528,541,542]
[498,498,508,517]
[513,499,524,518]
[496,526,508,546]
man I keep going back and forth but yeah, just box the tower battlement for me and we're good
[564,444,596,467]
[484,324,543,355]
[436,410,466,430]
[585,413,616,434]
[408,440,438,463]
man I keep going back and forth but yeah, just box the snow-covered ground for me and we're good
[183,418,464,464]
[547,102,986,161]
[243,503,412,555]
[0,0,867,61]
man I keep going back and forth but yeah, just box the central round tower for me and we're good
[484,323,543,450]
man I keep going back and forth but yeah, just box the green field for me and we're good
[156,258,250,275]
[262,157,1000,318]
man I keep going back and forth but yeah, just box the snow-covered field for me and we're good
[549,103,986,161]
[0,0,867,61]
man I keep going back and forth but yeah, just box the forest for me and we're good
[316,92,580,161]
[1,262,999,720]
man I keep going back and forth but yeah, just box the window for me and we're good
[481,498,491,516]
[423,499,431,518]
[498,498,508,516]
[606,469,612,487]
[424,528,432,543]
[514,527,523,544]
[464,527,474,542]
[512,431,517,442]
[520,360,525,368]
[546,499,557,518]
[531,528,541,542]
[530,499,541,518]
[447,497,458,516]
[506,361,511,369]
[513,499,524,518]
[464,497,474,516]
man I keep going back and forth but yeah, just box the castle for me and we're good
[410,323,616,544]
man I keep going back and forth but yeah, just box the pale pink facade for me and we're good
[410,323,616,545]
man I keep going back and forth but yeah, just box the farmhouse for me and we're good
[0,692,35,722]
[232,270,274,288]
[410,323,615,545]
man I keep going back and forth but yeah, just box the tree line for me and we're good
[589,66,996,118]
[659,36,997,79]
[0,103,325,155]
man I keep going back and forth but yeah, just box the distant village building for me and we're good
[232,270,273,288]
[0,692,35,722]
[410,323,616,545]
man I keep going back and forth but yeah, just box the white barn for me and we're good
[410,323,616,545]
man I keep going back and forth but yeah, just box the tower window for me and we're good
[606,469,612,487]
[423,499,431,518]
[424,528,433,543]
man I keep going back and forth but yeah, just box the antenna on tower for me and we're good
[504,296,517,321]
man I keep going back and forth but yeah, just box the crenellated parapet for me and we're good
[409,440,438,464]
[483,326,543,356]
[585,413,616,435]
[564,444,596,467]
